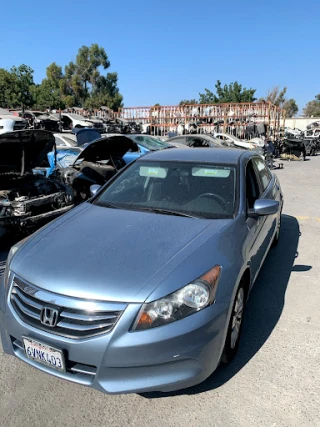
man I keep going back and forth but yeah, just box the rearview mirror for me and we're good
[253,199,279,216]
[90,184,101,197]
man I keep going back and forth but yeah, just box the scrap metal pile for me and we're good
[117,102,284,139]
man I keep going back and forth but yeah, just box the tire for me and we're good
[272,214,281,247]
[221,285,246,364]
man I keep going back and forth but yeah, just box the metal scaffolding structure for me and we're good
[117,102,285,139]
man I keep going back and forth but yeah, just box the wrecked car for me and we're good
[48,131,173,177]
[20,111,61,132]
[280,138,306,160]
[0,108,28,133]
[0,130,74,236]
[52,135,139,203]
[56,113,104,133]
[302,138,320,156]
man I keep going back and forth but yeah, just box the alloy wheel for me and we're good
[230,288,244,349]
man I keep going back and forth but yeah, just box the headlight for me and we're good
[132,265,221,331]
[3,236,30,286]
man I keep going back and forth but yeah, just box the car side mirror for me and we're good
[90,184,101,197]
[252,199,279,216]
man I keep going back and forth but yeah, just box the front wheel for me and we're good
[272,214,281,247]
[221,285,245,364]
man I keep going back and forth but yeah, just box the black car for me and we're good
[280,138,307,160]
[22,111,61,132]
[281,138,319,160]
[0,130,74,237]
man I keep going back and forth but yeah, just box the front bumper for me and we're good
[0,275,229,394]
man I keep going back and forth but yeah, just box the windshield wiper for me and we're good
[137,207,196,218]
[97,201,118,209]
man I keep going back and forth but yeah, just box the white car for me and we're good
[214,133,265,149]
[57,113,104,133]
[304,128,320,139]
[0,109,27,134]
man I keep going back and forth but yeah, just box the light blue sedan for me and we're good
[0,148,283,394]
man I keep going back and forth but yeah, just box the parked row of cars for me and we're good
[0,125,284,395]
[1,125,316,239]
[3,109,142,135]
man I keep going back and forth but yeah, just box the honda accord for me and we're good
[0,148,283,394]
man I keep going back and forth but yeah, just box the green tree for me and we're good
[66,44,110,103]
[0,65,35,110]
[282,99,299,118]
[0,45,123,112]
[35,63,66,110]
[199,80,256,104]
[303,95,320,117]
[179,99,198,105]
[0,69,14,108]
[85,72,123,111]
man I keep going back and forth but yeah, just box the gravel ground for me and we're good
[0,155,319,427]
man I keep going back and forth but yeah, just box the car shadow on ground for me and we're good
[142,214,305,398]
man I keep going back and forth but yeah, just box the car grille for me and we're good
[10,275,126,339]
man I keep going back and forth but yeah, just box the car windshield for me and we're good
[93,161,237,219]
[128,135,171,151]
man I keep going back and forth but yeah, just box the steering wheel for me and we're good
[197,193,226,209]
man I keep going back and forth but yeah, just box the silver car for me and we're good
[0,148,283,394]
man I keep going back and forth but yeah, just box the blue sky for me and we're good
[1,0,319,111]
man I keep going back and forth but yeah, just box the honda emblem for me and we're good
[40,307,59,327]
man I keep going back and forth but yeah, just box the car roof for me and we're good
[167,134,228,146]
[138,147,248,164]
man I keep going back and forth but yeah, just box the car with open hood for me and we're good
[0,130,73,237]
[0,147,283,394]
[20,111,60,132]
[52,134,139,203]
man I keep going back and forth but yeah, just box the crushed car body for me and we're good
[0,130,74,236]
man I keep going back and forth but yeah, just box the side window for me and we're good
[246,160,261,210]
[187,137,209,147]
[253,158,272,192]
[171,137,187,145]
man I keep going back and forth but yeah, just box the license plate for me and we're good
[22,337,65,372]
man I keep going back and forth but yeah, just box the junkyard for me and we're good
[0,147,319,427]
[1,1,320,422]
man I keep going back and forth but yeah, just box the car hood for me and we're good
[12,203,230,303]
[73,135,139,163]
[36,114,59,121]
[0,114,25,122]
[0,130,55,174]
